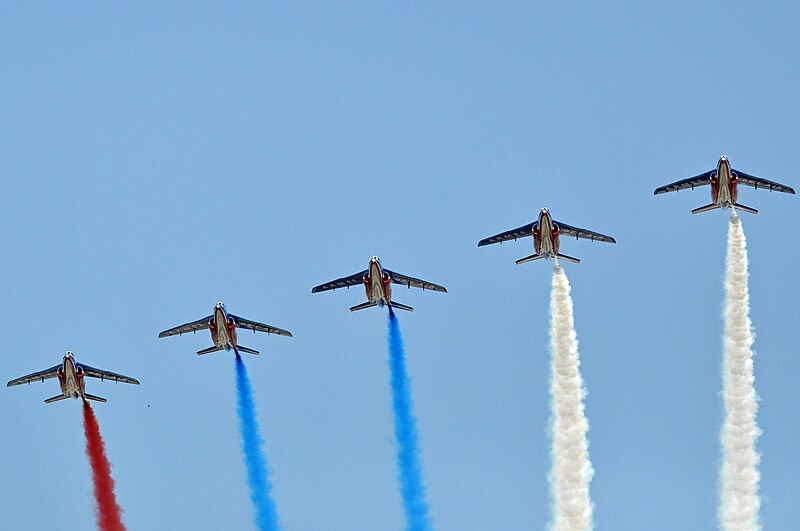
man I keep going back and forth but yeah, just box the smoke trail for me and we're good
[234,352,280,531]
[82,400,126,531]
[387,309,433,531]
[549,264,594,531]
[720,212,761,531]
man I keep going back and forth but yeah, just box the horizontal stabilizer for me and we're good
[733,203,758,215]
[83,393,107,403]
[515,253,545,265]
[44,394,68,404]
[555,253,581,264]
[197,345,224,356]
[691,203,722,214]
[388,301,414,312]
[349,301,378,312]
[236,345,260,356]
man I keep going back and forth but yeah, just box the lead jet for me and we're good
[653,155,795,214]
[158,302,292,355]
[312,256,447,312]
[7,351,139,404]
[478,207,616,264]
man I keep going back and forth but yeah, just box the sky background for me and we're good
[1,2,799,530]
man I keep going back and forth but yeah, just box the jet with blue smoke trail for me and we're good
[312,256,446,312]
[158,302,292,356]
[387,309,433,531]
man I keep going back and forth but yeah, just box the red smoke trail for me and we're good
[82,400,126,531]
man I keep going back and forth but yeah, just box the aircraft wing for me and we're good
[477,222,537,247]
[385,269,448,293]
[158,316,212,338]
[7,365,61,387]
[311,270,368,293]
[653,170,714,195]
[734,169,796,194]
[229,314,293,337]
[79,364,140,385]
[555,221,617,244]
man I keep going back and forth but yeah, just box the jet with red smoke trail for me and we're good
[158,301,292,356]
[312,256,447,312]
[653,155,795,214]
[6,351,139,404]
[478,207,616,264]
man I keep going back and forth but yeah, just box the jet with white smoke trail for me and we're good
[478,208,616,265]
[719,212,761,531]
[654,155,795,215]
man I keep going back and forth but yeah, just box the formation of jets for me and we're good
[6,155,794,404]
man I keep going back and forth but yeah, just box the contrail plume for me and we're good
[720,212,761,531]
[387,308,433,531]
[82,400,126,531]
[549,263,594,531]
[234,352,280,531]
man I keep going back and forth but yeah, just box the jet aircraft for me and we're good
[7,351,139,404]
[311,256,447,311]
[158,302,292,355]
[478,207,616,264]
[653,155,795,214]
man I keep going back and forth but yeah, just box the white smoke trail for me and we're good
[549,263,594,531]
[720,212,761,531]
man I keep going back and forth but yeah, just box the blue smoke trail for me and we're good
[387,308,433,531]
[234,352,279,531]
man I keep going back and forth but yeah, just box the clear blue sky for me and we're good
[1,2,798,530]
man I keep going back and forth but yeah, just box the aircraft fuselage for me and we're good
[57,353,85,400]
[532,209,560,259]
[363,257,392,307]
[710,156,738,209]
[210,303,237,350]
